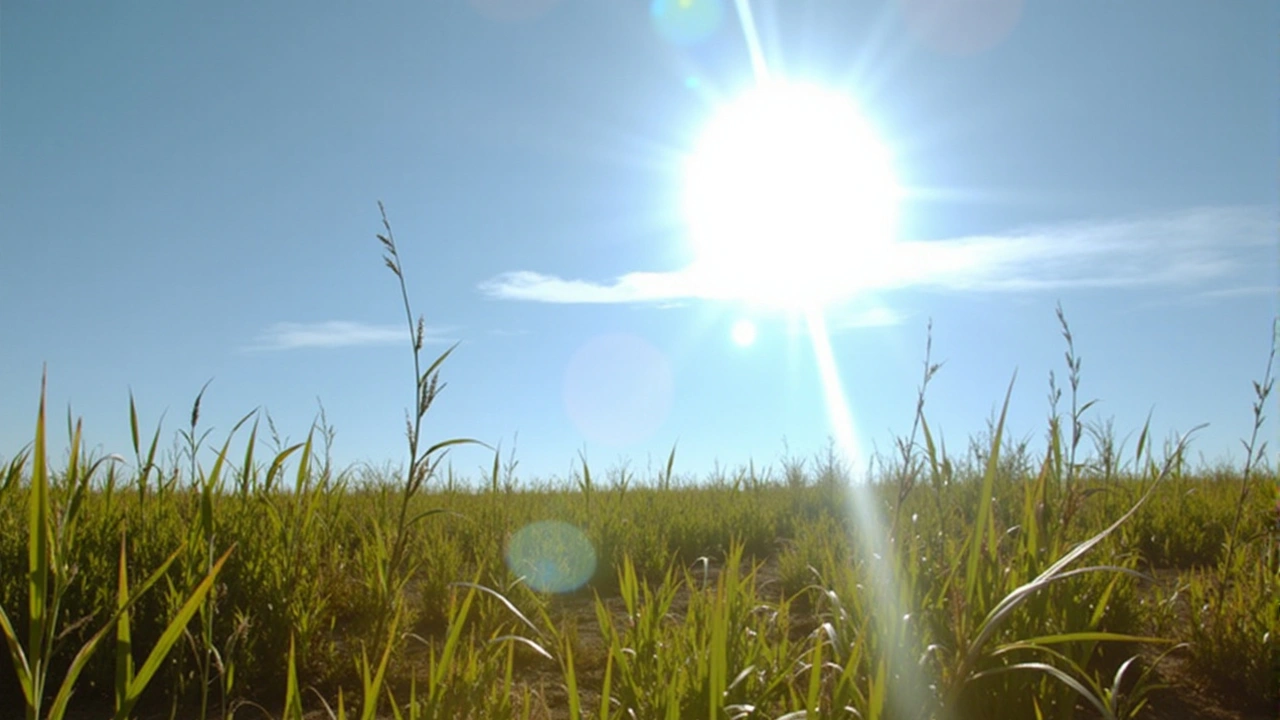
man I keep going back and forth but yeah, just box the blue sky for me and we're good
[2,0,1276,485]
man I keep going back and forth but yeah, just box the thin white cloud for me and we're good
[1196,285,1279,299]
[479,270,706,304]
[245,321,450,352]
[831,306,906,328]
[478,205,1273,304]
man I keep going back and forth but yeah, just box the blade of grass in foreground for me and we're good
[114,534,134,716]
[945,424,1206,712]
[357,611,398,720]
[0,370,60,719]
[29,370,52,720]
[283,637,304,720]
[108,544,235,720]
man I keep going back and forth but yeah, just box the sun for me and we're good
[682,80,900,310]
[730,318,757,347]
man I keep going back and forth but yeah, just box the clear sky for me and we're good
[2,0,1276,485]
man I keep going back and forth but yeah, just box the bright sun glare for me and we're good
[730,318,757,346]
[683,80,900,310]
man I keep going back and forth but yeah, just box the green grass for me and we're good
[0,206,1275,719]
[1,398,1276,719]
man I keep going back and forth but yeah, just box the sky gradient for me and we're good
[2,0,1277,484]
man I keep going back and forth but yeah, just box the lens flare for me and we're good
[563,333,674,448]
[805,307,925,717]
[505,521,597,594]
[650,0,726,46]
[804,309,864,475]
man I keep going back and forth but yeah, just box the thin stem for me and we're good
[1218,318,1276,604]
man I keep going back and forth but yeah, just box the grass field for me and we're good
[2,211,1276,719]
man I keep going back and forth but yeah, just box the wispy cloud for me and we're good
[244,321,451,352]
[479,271,704,304]
[830,306,906,329]
[1196,285,1279,300]
[478,205,1273,305]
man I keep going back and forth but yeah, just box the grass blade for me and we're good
[28,370,51,720]
[965,372,1016,607]
[114,533,134,715]
[118,545,236,714]
[973,662,1114,720]
[0,600,34,711]
[284,636,304,720]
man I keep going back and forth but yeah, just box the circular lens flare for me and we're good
[650,0,726,46]
[563,333,674,447]
[505,521,597,594]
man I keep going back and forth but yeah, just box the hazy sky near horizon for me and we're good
[2,0,1276,484]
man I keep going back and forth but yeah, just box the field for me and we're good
[1,401,1276,720]
[2,216,1276,719]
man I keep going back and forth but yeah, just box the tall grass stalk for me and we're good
[373,201,481,637]
[1217,318,1276,603]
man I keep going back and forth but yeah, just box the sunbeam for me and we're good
[725,2,927,714]
[806,306,925,716]
[731,0,769,79]
[803,308,865,476]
